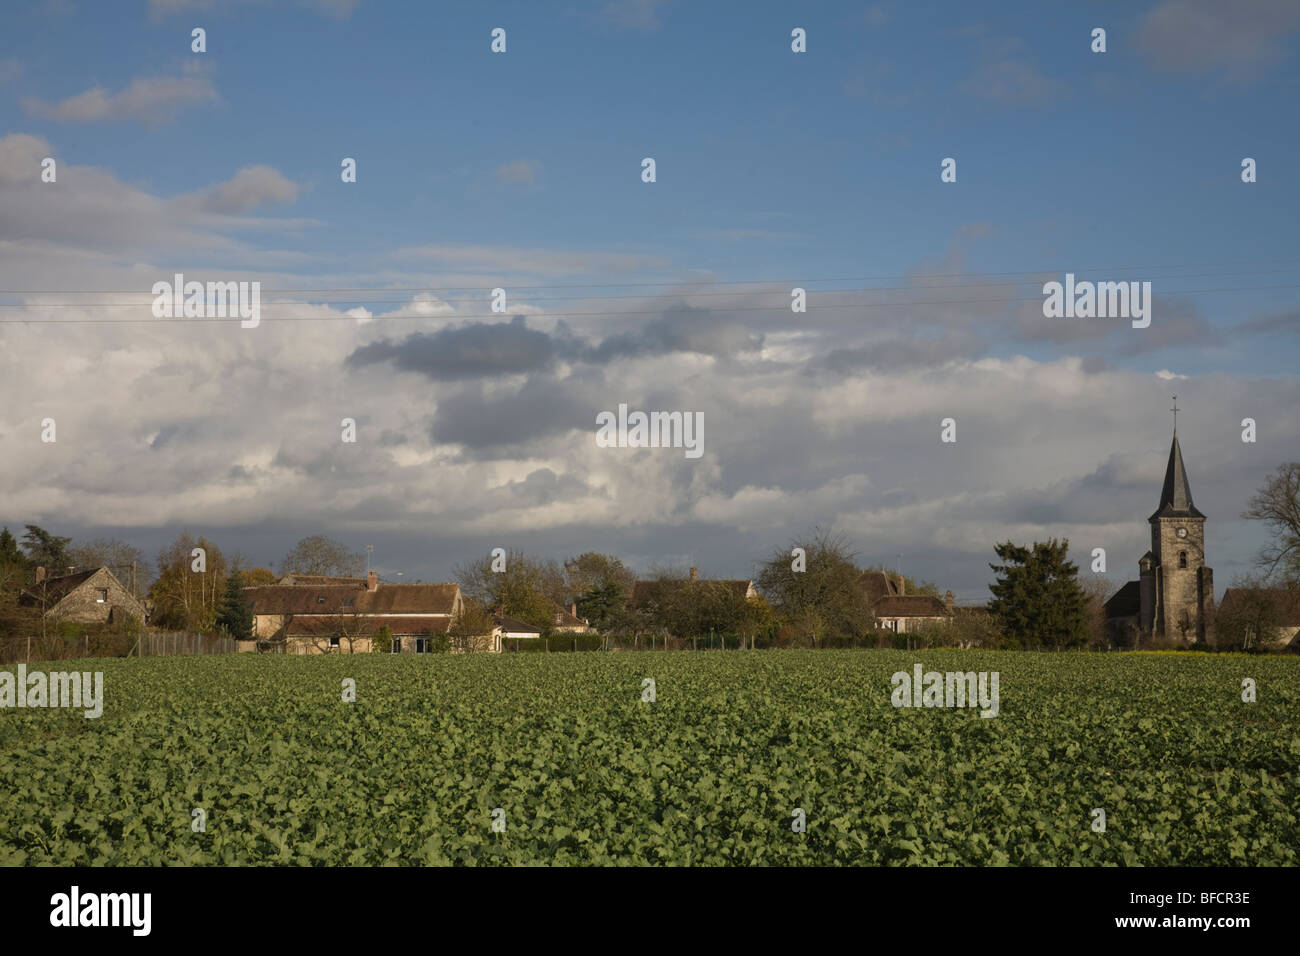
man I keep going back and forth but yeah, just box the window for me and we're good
[329,636,340,648]
[1179,551,1188,569]
[343,597,354,608]
[392,637,402,653]
[415,637,427,654]
[96,588,108,603]
[317,596,326,605]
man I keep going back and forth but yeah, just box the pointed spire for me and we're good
[1150,430,1204,520]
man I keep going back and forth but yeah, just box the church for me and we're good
[1104,424,1215,645]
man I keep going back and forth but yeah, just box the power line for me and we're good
[6,266,1299,308]
[1,282,1296,323]
[1,259,1297,296]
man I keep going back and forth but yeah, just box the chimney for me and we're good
[367,571,378,592]
[689,567,698,582]
[897,575,904,596]
[945,590,953,610]
[35,566,46,585]
[569,602,577,616]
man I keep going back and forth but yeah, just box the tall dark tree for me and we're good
[21,525,72,575]
[215,571,254,639]
[565,552,635,629]
[988,539,1089,650]
[0,527,23,567]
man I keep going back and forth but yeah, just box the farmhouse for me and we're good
[552,601,594,634]
[1216,588,1300,651]
[245,571,463,653]
[861,570,953,634]
[20,566,146,625]
[630,567,757,606]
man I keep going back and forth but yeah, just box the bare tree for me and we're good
[1243,463,1300,586]
[279,536,365,578]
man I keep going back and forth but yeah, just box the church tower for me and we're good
[1138,411,1214,643]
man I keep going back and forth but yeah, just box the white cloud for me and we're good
[22,67,217,125]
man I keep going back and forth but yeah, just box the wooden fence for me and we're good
[132,631,236,657]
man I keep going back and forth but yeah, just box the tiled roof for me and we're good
[277,574,368,586]
[1151,432,1205,519]
[630,579,753,605]
[247,583,459,616]
[874,595,951,618]
[24,568,99,604]
[1218,587,1300,626]
[860,571,900,604]
[494,614,542,636]
[1104,580,1142,619]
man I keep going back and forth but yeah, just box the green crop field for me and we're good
[1,651,1297,865]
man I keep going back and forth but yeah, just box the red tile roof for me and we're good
[247,583,459,616]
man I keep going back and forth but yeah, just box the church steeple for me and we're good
[1150,429,1205,520]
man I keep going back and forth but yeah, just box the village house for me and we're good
[860,570,954,634]
[492,614,542,652]
[245,571,464,654]
[552,601,595,634]
[630,567,758,607]
[20,566,146,625]
[1215,587,1300,651]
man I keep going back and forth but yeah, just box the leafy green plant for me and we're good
[0,651,1295,866]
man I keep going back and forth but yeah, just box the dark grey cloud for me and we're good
[348,306,764,383]
[591,304,763,362]
[347,315,565,380]
[505,468,594,507]
[429,373,601,451]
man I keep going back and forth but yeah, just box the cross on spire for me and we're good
[1170,395,1179,434]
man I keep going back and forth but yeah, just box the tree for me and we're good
[21,525,72,575]
[68,538,151,593]
[1213,576,1285,652]
[988,539,1089,650]
[278,536,364,578]
[242,567,277,587]
[371,625,394,653]
[215,571,254,639]
[448,598,496,653]
[149,533,228,632]
[755,528,874,647]
[565,552,635,632]
[455,549,566,632]
[1079,575,1113,650]
[1243,463,1300,586]
[0,528,23,567]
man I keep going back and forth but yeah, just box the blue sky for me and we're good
[0,0,1297,599]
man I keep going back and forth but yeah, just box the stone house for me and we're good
[245,571,463,653]
[20,566,146,625]
[630,568,758,607]
[860,570,953,634]
[1215,588,1300,651]
[551,601,594,634]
